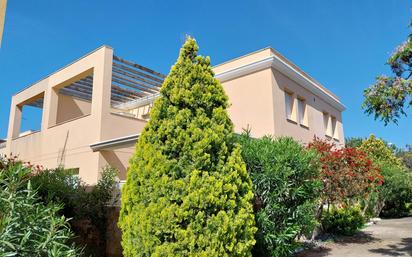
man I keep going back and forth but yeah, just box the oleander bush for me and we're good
[321,205,366,236]
[0,157,80,257]
[238,133,322,257]
[119,37,256,256]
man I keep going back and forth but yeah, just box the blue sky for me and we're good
[0,0,411,147]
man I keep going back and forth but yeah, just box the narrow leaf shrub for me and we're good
[119,37,256,256]
[0,157,80,257]
[238,133,321,257]
[321,206,365,236]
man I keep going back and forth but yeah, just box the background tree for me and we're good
[119,38,256,257]
[345,137,364,148]
[358,135,403,168]
[395,144,412,171]
[363,20,412,125]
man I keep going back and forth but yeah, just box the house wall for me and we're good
[214,47,344,145]
[220,68,275,137]
[271,69,344,146]
[56,94,91,124]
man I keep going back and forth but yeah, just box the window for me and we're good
[323,112,331,137]
[297,97,308,127]
[285,91,295,121]
[331,116,338,140]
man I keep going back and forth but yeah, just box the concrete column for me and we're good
[5,99,22,154]
[7,101,22,139]
[91,46,113,140]
[90,46,113,182]
[43,87,59,129]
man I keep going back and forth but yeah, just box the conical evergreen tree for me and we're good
[119,37,256,257]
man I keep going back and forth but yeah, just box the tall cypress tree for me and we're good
[119,37,256,257]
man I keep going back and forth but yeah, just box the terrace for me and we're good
[24,54,165,125]
[4,46,166,183]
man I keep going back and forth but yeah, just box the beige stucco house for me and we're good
[0,45,345,184]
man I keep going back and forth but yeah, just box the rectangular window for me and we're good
[331,116,338,140]
[323,112,331,137]
[297,97,308,127]
[285,91,295,121]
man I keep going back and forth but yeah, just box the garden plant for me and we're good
[119,37,256,256]
[0,156,80,257]
[308,138,383,235]
[238,133,321,257]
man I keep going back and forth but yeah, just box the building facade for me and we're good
[0,46,345,184]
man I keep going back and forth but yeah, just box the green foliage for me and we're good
[238,133,321,257]
[359,135,403,168]
[362,20,412,125]
[345,137,364,148]
[308,137,383,207]
[359,135,412,218]
[0,158,80,257]
[119,37,256,257]
[31,166,118,256]
[321,206,365,236]
[379,164,412,218]
[396,145,412,171]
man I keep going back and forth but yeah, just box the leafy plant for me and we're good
[321,205,365,236]
[0,157,80,257]
[308,137,383,207]
[119,37,256,256]
[31,166,118,256]
[362,19,412,125]
[238,133,321,257]
[345,137,364,148]
[359,135,412,218]
[359,135,403,168]
[379,164,412,218]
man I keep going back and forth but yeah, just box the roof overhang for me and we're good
[215,55,346,112]
[90,134,139,152]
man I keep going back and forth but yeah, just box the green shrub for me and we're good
[0,158,80,256]
[238,134,322,257]
[359,134,403,169]
[379,164,412,218]
[119,37,256,256]
[31,166,118,256]
[359,135,412,218]
[322,206,365,236]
